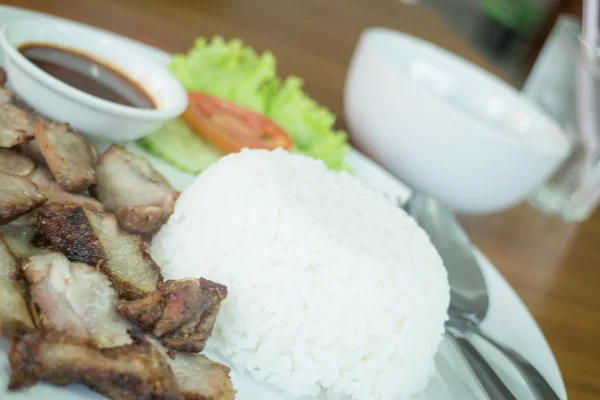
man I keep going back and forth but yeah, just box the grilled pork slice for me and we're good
[93,145,178,234]
[34,202,162,299]
[34,121,96,191]
[23,252,235,400]
[0,236,35,338]
[30,168,103,210]
[8,329,181,400]
[170,353,235,400]
[0,168,101,251]
[0,171,46,224]
[0,87,14,103]
[151,337,235,400]
[0,88,35,148]
[17,139,47,166]
[0,216,38,259]
[119,278,227,353]
[0,148,35,176]
[115,205,172,236]
[24,251,132,348]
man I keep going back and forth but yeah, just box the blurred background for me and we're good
[421,0,581,85]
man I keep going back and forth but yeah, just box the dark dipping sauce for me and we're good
[19,43,156,109]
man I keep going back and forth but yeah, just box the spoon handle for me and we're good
[446,325,517,400]
[469,326,562,400]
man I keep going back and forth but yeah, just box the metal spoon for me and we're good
[405,192,561,400]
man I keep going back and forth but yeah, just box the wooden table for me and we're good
[6,1,599,399]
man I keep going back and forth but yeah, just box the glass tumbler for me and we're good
[525,15,600,221]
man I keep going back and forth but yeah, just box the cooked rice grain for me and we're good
[152,149,449,400]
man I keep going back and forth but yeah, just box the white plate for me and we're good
[0,5,566,400]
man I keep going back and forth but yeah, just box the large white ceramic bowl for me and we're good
[0,19,188,141]
[344,28,570,214]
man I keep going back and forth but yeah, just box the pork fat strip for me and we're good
[34,202,162,299]
[24,251,132,348]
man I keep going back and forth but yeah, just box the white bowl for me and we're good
[344,28,570,214]
[0,19,188,141]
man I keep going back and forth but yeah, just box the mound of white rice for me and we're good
[152,149,449,400]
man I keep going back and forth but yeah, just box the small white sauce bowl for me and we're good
[0,19,188,141]
[345,28,571,214]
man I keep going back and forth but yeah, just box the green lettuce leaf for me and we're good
[141,36,349,171]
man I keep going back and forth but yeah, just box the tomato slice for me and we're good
[183,92,292,153]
